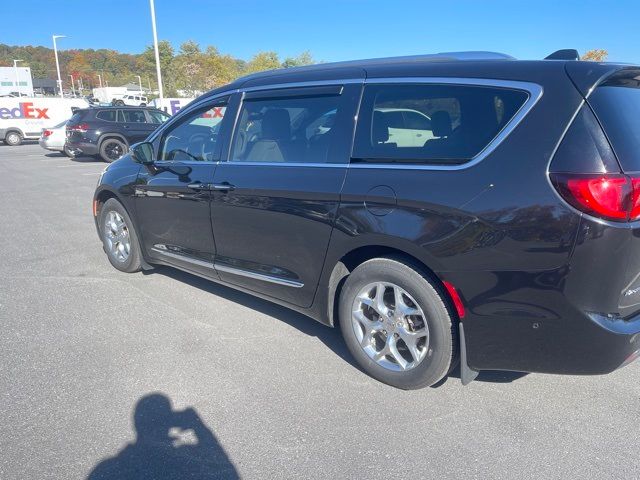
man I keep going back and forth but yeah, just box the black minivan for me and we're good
[93,51,640,389]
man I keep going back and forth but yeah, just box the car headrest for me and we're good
[262,109,291,140]
[431,110,452,137]
[372,110,390,144]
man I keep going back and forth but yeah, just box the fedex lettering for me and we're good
[0,102,50,120]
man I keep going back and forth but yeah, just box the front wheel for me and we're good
[339,257,456,389]
[100,138,127,163]
[99,198,142,273]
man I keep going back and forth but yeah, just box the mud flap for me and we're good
[459,322,479,385]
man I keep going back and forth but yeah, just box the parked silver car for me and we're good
[38,120,72,156]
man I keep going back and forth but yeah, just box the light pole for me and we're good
[13,60,22,96]
[68,74,75,96]
[135,75,143,98]
[149,0,164,105]
[52,34,66,98]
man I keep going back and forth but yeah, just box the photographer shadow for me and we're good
[88,393,239,480]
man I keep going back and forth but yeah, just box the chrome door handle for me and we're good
[211,182,235,191]
[187,183,210,190]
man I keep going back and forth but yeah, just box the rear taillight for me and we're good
[67,123,89,133]
[42,129,53,137]
[550,173,640,222]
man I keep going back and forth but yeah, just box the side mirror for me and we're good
[131,142,154,164]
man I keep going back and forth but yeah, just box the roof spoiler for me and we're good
[545,49,580,61]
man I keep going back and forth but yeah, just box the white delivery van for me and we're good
[0,97,89,146]
[148,97,195,116]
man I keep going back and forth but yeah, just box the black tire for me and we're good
[140,103,146,107]
[4,131,22,146]
[100,138,127,163]
[339,256,457,389]
[115,100,125,106]
[99,198,142,273]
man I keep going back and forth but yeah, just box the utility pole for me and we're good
[52,35,66,98]
[149,0,164,104]
[13,60,23,95]
[135,75,143,97]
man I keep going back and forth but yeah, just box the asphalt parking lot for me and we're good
[1,142,639,479]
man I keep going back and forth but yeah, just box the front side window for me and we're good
[230,93,342,164]
[147,110,171,124]
[353,83,529,164]
[121,110,147,123]
[159,100,228,162]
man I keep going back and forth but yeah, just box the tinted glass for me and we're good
[231,94,342,163]
[121,110,147,123]
[353,84,529,164]
[159,101,228,162]
[589,71,640,172]
[147,110,170,124]
[96,110,117,122]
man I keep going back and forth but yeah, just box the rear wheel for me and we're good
[100,138,127,163]
[99,198,142,273]
[4,131,22,146]
[339,257,456,389]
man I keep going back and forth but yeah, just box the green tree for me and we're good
[245,51,281,73]
[282,51,314,68]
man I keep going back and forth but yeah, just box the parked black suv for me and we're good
[92,51,640,389]
[66,106,169,162]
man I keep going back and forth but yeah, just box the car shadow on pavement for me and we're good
[150,266,357,369]
[87,393,239,480]
[150,267,528,386]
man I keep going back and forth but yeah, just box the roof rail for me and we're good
[545,49,580,61]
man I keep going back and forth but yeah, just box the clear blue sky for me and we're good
[5,0,640,63]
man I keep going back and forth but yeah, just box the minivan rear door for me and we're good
[209,84,361,307]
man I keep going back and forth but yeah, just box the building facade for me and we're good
[0,67,34,96]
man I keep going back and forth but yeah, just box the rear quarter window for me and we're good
[353,83,529,165]
[588,70,640,172]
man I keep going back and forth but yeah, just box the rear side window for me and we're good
[230,90,342,164]
[96,110,116,122]
[353,83,529,164]
[588,70,640,172]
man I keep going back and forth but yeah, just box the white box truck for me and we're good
[0,97,89,146]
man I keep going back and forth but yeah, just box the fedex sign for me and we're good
[0,102,50,120]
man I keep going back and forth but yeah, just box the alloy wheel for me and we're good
[351,282,429,371]
[103,211,131,262]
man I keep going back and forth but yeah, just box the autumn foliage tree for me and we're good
[581,49,608,62]
[0,41,315,97]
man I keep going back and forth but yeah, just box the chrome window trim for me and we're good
[214,263,304,288]
[352,77,543,171]
[148,77,542,171]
